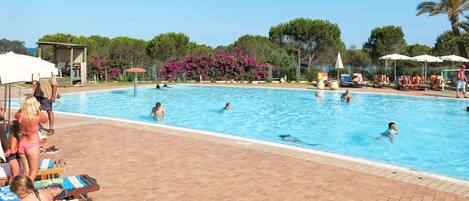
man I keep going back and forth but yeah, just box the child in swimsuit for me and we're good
[4,120,21,178]
[376,122,399,143]
[15,96,48,180]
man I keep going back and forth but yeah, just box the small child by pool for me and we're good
[376,122,399,143]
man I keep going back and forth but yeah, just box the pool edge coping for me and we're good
[61,83,469,102]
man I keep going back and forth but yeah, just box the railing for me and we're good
[0,84,27,104]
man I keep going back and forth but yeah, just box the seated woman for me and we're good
[10,175,62,201]
[404,76,413,86]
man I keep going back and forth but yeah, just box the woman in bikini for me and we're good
[15,96,48,180]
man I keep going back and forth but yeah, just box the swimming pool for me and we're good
[54,85,469,180]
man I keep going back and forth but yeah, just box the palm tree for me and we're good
[417,0,469,58]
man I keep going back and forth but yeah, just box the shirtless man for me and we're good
[341,89,352,103]
[150,102,165,117]
[456,65,467,98]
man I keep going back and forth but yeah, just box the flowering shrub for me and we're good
[108,68,122,79]
[163,51,272,81]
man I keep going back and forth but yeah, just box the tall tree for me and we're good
[417,0,469,58]
[363,26,407,64]
[232,35,273,62]
[405,44,432,56]
[186,42,213,56]
[231,35,294,77]
[433,30,461,55]
[344,49,372,68]
[269,18,343,80]
[108,37,147,68]
[0,39,28,54]
[146,32,190,62]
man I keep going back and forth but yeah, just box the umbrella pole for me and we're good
[134,73,137,97]
[424,62,427,83]
[394,60,397,83]
[3,85,7,134]
[8,85,11,125]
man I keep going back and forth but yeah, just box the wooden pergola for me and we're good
[36,41,88,85]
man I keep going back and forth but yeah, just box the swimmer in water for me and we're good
[375,122,399,143]
[278,135,318,146]
[150,102,165,117]
[341,89,352,103]
[224,102,231,110]
[315,92,321,99]
[163,84,169,88]
[156,84,161,89]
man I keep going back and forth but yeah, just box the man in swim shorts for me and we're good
[456,65,467,98]
[32,77,58,135]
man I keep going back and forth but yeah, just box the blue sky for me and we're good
[0,0,451,48]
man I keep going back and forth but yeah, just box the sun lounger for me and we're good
[397,77,413,90]
[0,175,99,200]
[373,74,389,88]
[34,174,100,200]
[340,74,356,87]
[37,158,66,181]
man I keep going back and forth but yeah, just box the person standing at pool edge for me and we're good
[32,76,58,135]
[456,65,467,98]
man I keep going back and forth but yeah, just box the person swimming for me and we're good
[163,84,169,88]
[315,92,321,99]
[376,122,399,143]
[467,106,469,112]
[224,102,231,110]
[341,89,352,103]
[278,135,318,146]
[150,102,165,117]
[156,84,161,89]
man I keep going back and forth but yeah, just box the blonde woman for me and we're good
[14,96,48,180]
[10,175,62,201]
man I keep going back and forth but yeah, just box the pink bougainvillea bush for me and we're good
[162,50,272,81]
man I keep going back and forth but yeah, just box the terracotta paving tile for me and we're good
[41,115,469,201]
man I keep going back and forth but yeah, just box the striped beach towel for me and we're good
[39,159,54,170]
[63,176,88,190]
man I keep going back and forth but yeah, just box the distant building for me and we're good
[36,41,87,85]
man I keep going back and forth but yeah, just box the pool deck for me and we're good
[12,83,469,200]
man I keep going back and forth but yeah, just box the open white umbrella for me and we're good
[412,54,443,82]
[0,52,58,79]
[439,55,469,68]
[0,52,59,163]
[379,53,412,82]
[335,52,344,81]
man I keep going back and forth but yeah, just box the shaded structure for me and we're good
[36,41,88,85]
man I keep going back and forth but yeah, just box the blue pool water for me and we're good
[54,85,469,180]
